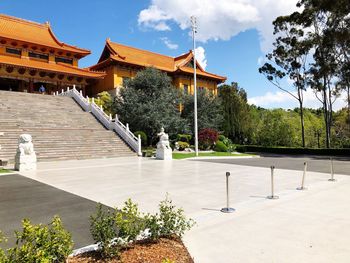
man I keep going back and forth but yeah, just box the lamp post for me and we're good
[191,15,199,157]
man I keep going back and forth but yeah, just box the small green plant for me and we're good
[157,195,195,238]
[6,216,73,263]
[90,204,120,258]
[0,231,7,262]
[144,213,161,241]
[214,140,228,152]
[177,141,190,151]
[115,199,145,243]
[135,131,148,146]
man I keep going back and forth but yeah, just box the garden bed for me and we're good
[69,237,193,263]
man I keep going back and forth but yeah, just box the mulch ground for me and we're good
[68,237,194,263]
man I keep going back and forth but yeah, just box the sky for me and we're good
[0,0,347,110]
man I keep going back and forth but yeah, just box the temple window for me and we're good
[198,86,204,92]
[28,51,48,61]
[55,56,73,65]
[6,47,21,56]
[183,84,189,94]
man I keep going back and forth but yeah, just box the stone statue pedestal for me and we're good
[156,147,172,160]
[14,134,37,171]
[15,154,37,171]
[155,127,172,160]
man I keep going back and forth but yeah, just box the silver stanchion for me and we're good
[267,166,279,199]
[221,172,235,213]
[328,158,336,182]
[297,162,308,190]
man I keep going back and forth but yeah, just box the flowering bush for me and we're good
[198,128,219,150]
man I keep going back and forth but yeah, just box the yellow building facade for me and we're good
[0,14,105,95]
[90,39,226,96]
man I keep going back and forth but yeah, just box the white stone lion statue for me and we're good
[17,134,35,155]
[15,134,37,171]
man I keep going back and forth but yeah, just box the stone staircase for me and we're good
[0,90,136,163]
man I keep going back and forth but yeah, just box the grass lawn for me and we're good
[0,168,12,174]
[173,152,254,159]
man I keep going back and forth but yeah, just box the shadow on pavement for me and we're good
[0,174,103,249]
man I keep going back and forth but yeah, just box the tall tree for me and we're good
[259,14,311,147]
[296,0,349,148]
[218,83,251,143]
[113,67,188,143]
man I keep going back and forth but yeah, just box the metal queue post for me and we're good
[221,172,235,213]
[328,157,336,182]
[297,162,308,190]
[267,166,279,199]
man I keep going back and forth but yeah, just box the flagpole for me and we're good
[191,16,199,157]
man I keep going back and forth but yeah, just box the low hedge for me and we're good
[235,145,350,156]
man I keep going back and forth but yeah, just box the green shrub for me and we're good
[176,134,192,143]
[144,213,161,241]
[157,196,195,238]
[7,216,73,263]
[218,135,226,142]
[135,131,148,146]
[115,199,145,243]
[215,141,228,152]
[0,231,7,262]
[177,141,190,151]
[90,197,195,259]
[90,204,120,258]
[235,145,350,155]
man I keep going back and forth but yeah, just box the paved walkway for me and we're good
[10,156,350,262]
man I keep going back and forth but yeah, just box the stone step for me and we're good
[0,90,136,162]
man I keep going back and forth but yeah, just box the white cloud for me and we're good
[248,88,348,111]
[138,5,171,31]
[160,37,178,49]
[138,0,298,52]
[154,22,171,31]
[194,46,207,70]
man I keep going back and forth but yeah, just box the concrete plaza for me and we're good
[9,156,350,262]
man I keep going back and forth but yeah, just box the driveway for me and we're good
[193,154,350,175]
[0,174,99,249]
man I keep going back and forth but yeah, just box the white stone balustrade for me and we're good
[58,87,142,156]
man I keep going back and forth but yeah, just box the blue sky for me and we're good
[1,0,345,109]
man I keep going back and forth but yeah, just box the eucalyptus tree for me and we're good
[294,0,349,148]
[259,14,311,147]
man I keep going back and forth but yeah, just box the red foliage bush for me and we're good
[198,128,219,150]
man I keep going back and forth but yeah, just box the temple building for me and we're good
[89,39,226,96]
[0,14,104,95]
